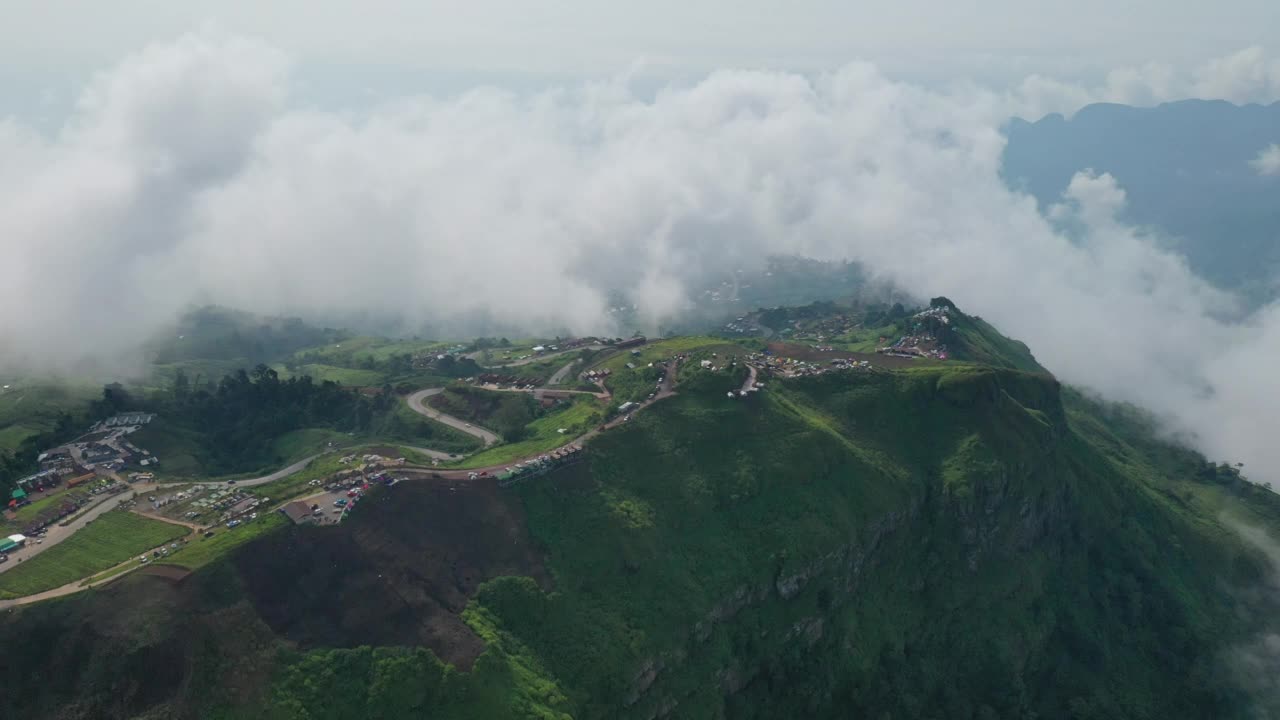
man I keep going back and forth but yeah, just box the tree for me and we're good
[173,369,190,401]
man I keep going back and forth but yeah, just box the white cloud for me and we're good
[1007,46,1280,118]
[1,32,1279,485]
[1254,144,1280,176]
[1193,47,1280,105]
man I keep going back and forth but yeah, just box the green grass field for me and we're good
[286,336,457,370]
[590,336,739,375]
[375,402,484,455]
[79,559,140,587]
[166,512,287,570]
[127,423,210,478]
[273,363,389,386]
[0,511,188,599]
[270,428,353,462]
[454,398,605,469]
[0,381,98,452]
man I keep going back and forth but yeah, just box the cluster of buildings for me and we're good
[150,484,261,528]
[475,373,540,389]
[785,315,861,342]
[338,452,408,470]
[721,316,766,335]
[4,413,163,534]
[747,351,877,379]
[55,416,160,475]
[280,461,407,526]
[875,306,953,360]
[582,368,612,384]
[91,413,155,431]
[496,445,583,487]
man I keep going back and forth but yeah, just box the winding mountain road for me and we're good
[236,454,323,488]
[406,388,500,446]
[547,358,581,386]
[0,357,685,606]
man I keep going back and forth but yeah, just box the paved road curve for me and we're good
[0,359,683,604]
[406,388,500,446]
[547,358,581,386]
[236,454,323,488]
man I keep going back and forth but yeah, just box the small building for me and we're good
[279,501,318,525]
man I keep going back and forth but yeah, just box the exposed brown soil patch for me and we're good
[231,478,549,670]
[139,564,192,583]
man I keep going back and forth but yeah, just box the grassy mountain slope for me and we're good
[2,351,1278,718]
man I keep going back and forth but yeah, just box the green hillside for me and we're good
[923,297,1046,372]
[1,325,1278,719]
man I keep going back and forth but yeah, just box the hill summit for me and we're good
[2,303,1279,720]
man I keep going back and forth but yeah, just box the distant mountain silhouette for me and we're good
[1003,99,1280,304]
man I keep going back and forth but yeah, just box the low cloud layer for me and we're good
[1254,144,1280,176]
[2,33,1278,483]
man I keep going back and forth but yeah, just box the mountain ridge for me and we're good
[2,308,1279,719]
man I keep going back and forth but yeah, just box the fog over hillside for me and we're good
[1,32,1279,483]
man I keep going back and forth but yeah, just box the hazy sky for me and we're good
[3,0,1279,110]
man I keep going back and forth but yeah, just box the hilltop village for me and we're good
[1,299,980,604]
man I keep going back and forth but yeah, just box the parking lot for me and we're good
[291,484,371,526]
